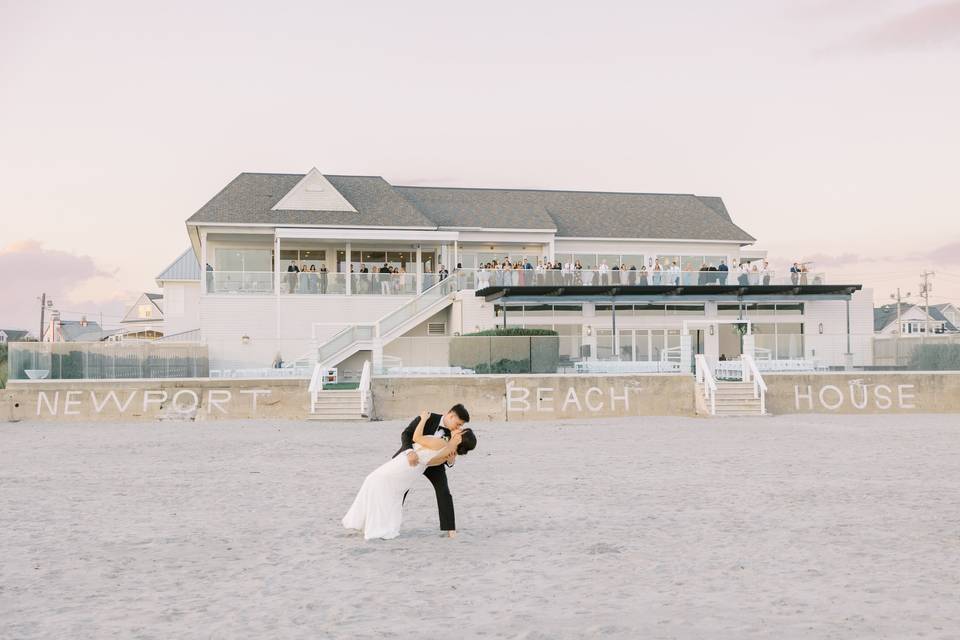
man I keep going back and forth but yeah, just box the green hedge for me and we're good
[0,343,7,389]
[464,327,558,337]
[908,344,960,370]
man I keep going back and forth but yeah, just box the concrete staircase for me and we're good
[697,381,765,416]
[308,389,365,421]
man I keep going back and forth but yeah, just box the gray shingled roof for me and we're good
[1,329,29,341]
[187,172,756,243]
[157,249,201,282]
[874,303,959,332]
[187,173,436,228]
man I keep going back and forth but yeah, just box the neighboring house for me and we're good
[43,318,118,342]
[874,303,959,335]
[180,167,872,371]
[155,248,201,337]
[117,249,203,341]
[931,303,960,329]
[0,329,30,343]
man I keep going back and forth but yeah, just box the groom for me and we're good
[394,403,471,538]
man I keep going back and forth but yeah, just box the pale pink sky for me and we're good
[1,0,959,331]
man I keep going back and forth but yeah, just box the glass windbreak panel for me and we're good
[635,329,650,360]
[666,304,704,315]
[618,330,634,360]
[522,304,553,320]
[635,304,666,317]
[650,330,666,360]
[776,322,804,359]
[555,324,582,361]
[776,303,804,315]
[752,323,777,359]
[596,329,614,360]
[553,304,583,317]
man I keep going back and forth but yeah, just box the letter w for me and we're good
[90,390,137,414]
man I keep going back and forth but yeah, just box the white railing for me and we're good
[741,354,767,415]
[359,360,372,416]
[660,345,682,363]
[694,354,717,415]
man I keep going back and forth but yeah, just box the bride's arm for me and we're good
[426,432,462,466]
[413,411,446,451]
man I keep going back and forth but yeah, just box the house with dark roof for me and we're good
[874,303,959,335]
[43,318,118,342]
[182,168,871,374]
[0,329,30,343]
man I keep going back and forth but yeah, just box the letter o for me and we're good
[172,389,200,413]
[818,385,844,411]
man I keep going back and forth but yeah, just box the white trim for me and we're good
[272,168,358,212]
[557,237,748,244]
[189,222,436,231]
[277,228,460,241]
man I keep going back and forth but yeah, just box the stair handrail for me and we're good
[741,353,767,415]
[308,362,324,409]
[313,270,462,367]
[359,360,372,416]
[694,354,717,415]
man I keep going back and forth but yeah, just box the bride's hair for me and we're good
[456,428,477,456]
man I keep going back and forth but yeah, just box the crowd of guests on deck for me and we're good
[281,261,455,295]
[471,257,815,288]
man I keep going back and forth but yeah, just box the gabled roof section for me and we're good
[121,293,164,324]
[272,168,357,212]
[394,186,558,230]
[186,171,756,242]
[187,173,437,228]
[0,329,29,341]
[156,249,201,283]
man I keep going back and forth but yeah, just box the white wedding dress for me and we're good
[342,441,441,540]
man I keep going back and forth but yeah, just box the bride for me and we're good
[342,411,470,540]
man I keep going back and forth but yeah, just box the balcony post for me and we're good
[416,245,422,294]
[274,233,280,296]
[345,241,352,295]
[200,230,208,294]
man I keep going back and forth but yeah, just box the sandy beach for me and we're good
[2,414,959,639]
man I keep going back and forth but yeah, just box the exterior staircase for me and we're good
[313,273,463,371]
[308,389,365,421]
[694,353,768,417]
[696,381,765,416]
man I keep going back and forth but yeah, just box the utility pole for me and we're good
[919,271,935,344]
[39,293,45,341]
[890,288,910,366]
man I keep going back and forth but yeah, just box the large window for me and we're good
[280,249,326,272]
[215,248,272,272]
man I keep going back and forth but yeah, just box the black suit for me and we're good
[394,413,455,531]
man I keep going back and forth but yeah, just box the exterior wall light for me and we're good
[818,323,824,334]
[586,325,593,336]
[709,324,715,336]
[241,335,251,344]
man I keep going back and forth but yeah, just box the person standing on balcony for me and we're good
[652,259,663,285]
[319,264,329,294]
[379,263,391,295]
[639,265,649,286]
[718,259,729,285]
[308,264,318,294]
[599,260,610,286]
[669,261,681,286]
[760,260,770,285]
[286,261,299,294]
[790,262,801,285]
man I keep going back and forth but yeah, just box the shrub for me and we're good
[464,327,558,337]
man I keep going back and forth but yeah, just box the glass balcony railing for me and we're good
[459,268,827,288]
[207,271,274,294]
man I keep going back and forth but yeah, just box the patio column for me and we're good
[611,297,617,357]
[416,245,422,294]
[345,241,352,295]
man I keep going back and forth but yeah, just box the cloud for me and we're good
[913,239,960,264]
[824,1,960,53]
[0,240,136,333]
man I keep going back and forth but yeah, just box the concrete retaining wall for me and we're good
[3,379,309,422]
[4,371,960,423]
[764,372,960,414]
[372,374,697,421]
